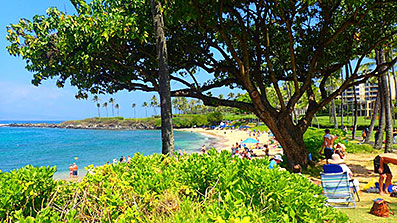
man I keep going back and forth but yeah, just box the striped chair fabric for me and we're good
[320,172,356,208]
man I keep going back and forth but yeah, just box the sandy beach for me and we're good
[177,128,282,157]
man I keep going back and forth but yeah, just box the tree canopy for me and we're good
[6,0,397,166]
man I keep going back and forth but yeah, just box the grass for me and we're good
[305,150,397,222]
[340,192,397,222]
[315,115,397,128]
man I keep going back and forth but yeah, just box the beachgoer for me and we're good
[72,163,78,178]
[268,155,283,169]
[127,155,132,163]
[319,129,337,160]
[328,154,359,192]
[374,154,397,195]
[292,164,302,174]
[68,164,73,178]
[264,145,270,157]
[201,145,207,155]
[375,129,380,145]
[113,159,118,165]
[334,143,346,159]
[362,129,367,142]
[120,156,125,163]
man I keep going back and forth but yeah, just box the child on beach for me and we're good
[68,164,73,178]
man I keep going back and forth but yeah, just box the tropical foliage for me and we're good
[1,151,348,222]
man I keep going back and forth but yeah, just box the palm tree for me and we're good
[109,98,115,117]
[92,95,101,117]
[103,102,108,117]
[96,103,101,118]
[132,103,136,118]
[115,104,120,117]
[150,95,159,115]
[172,98,179,115]
[142,102,149,117]
[227,92,235,100]
[189,99,196,114]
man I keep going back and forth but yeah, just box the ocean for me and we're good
[0,124,214,177]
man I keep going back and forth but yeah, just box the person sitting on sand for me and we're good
[374,154,397,195]
[334,143,346,159]
[262,144,269,157]
[328,154,359,192]
[292,164,302,174]
[268,155,283,169]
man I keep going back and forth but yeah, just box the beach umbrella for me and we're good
[241,138,259,144]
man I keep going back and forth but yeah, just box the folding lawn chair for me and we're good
[320,171,356,208]
[323,164,360,202]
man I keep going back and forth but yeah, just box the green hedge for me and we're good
[2,151,348,222]
[304,127,376,161]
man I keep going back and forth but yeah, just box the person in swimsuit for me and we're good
[319,129,337,161]
[374,154,397,195]
[72,163,78,178]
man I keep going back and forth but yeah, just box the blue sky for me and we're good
[0,1,231,121]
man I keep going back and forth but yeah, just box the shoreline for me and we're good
[177,128,281,157]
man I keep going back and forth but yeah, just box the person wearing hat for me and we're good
[268,155,283,169]
[328,154,359,192]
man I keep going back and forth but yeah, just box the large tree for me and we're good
[151,0,175,154]
[6,0,397,166]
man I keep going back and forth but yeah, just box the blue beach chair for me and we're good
[323,164,360,202]
[320,172,356,208]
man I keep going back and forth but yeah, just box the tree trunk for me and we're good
[151,0,175,155]
[389,45,396,125]
[332,99,338,129]
[267,116,308,168]
[352,87,358,140]
[340,70,344,128]
[348,63,358,140]
[377,49,393,152]
[364,93,380,144]
[376,76,386,149]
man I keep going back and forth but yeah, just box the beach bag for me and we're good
[370,199,394,217]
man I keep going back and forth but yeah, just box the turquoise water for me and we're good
[0,127,212,173]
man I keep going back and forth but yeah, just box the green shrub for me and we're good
[207,112,223,125]
[0,166,57,220]
[5,151,348,222]
[304,127,375,161]
[191,115,208,127]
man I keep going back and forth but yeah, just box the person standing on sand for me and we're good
[374,154,397,195]
[201,145,207,155]
[375,128,380,145]
[68,164,73,178]
[72,163,78,178]
[319,129,337,161]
